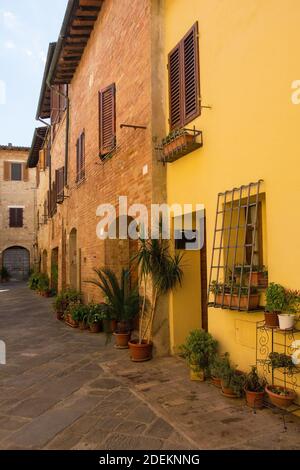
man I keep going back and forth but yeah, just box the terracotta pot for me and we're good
[245,388,265,409]
[65,314,78,328]
[163,134,194,157]
[265,385,296,409]
[56,310,63,321]
[216,293,259,310]
[90,322,101,334]
[221,380,240,398]
[264,312,280,328]
[79,321,88,331]
[103,319,117,334]
[211,376,222,389]
[190,366,205,382]
[128,340,153,362]
[215,293,231,307]
[249,272,268,288]
[278,314,295,331]
[114,332,131,349]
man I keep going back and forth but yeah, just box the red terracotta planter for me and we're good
[245,388,265,409]
[211,376,222,389]
[265,385,296,409]
[264,312,279,328]
[128,340,153,362]
[114,332,131,349]
[89,322,101,334]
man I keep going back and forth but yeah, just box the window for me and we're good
[168,22,200,130]
[11,163,22,181]
[3,162,28,182]
[9,208,23,228]
[76,132,85,182]
[56,167,65,203]
[208,180,266,312]
[99,83,116,158]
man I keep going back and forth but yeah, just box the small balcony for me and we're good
[157,127,203,163]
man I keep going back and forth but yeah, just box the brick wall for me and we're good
[36,0,168,354]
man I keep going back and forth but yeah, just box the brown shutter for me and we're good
[168,44,182,130]
[47,190,50,217]
[9,208,23,228]
[4,162,10,181]
[76,138,80,182]
[99,83,116,157]
[23,164,29,181]
[182,22,200,124]
[80,132,85,179]
[17,208,24,227]
[39,150,46,171]
[36,167,40,187]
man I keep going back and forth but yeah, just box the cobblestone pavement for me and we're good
[0,283,299,450]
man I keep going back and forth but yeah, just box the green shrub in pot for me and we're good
[180,329,218,381]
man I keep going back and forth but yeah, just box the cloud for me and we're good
[1,11,18,31]
[39,51,46,64]
[25,49,33,57]
[4,40,16,49]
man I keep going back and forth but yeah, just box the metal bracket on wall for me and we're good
[120,124,147,131]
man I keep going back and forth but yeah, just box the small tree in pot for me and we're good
[244,366,266,409]
[180,329,218,381]
[210,353,230,388]
[87,268,142,348]
[131,236,184,362]
[219,358,245,398]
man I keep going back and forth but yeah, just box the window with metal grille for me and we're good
[99,83,116,158]
[56,167,65,203]
[9,208,23,228]
[168,22,200,130]
[208,180,267,312]
[76,132,85,183]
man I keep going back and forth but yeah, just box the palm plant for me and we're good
[133,235,184,345]
[87,268,141,327]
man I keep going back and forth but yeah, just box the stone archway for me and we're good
[69,228,78,290]
[2,246,30,281]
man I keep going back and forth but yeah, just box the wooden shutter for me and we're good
[168,44,182,130]
[36,167,40,187]
[168,22,200,130]
[56,167,65,201]
[23,164,29,181]
[4,162,10,181]
[182,22,200,124]
[47,190,50,217]
[76,133,85,182]
[39,150,46,171]
[99,83,116,157]
[9,208,23,228]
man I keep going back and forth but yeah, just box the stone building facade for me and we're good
[0,145,36,280]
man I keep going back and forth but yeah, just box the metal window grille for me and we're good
[208,180,264,312]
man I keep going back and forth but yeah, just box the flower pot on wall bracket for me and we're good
[157,128,203,163]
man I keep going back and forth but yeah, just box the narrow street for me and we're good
[0,284,299,450]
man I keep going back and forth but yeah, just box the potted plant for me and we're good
[86,304,103,333]
[278,289,300,330]
[180,329,218,382]
[87,269,141,348]
[244,366,266,409]
[219,359,245,398]
[37,273,50,296]
[162,129,196,159]
[265,283,286,327]
[269,352,294,373]
[211,282,260,310]
[234,265,268,288]
[0,266,10,283]
[210,353,230,388]
[53,288,82,321]
[265,385,296,409]
[130,236,184,362]
[64,301,80,328]
[28,272,41,291]
[71,304,89,330]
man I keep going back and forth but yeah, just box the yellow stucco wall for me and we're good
[165,0,300,386]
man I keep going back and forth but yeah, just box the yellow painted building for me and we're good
[164,0,300,394]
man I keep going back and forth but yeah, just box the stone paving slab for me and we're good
[0,283,299,450]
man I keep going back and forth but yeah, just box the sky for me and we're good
[0,0,68,146]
